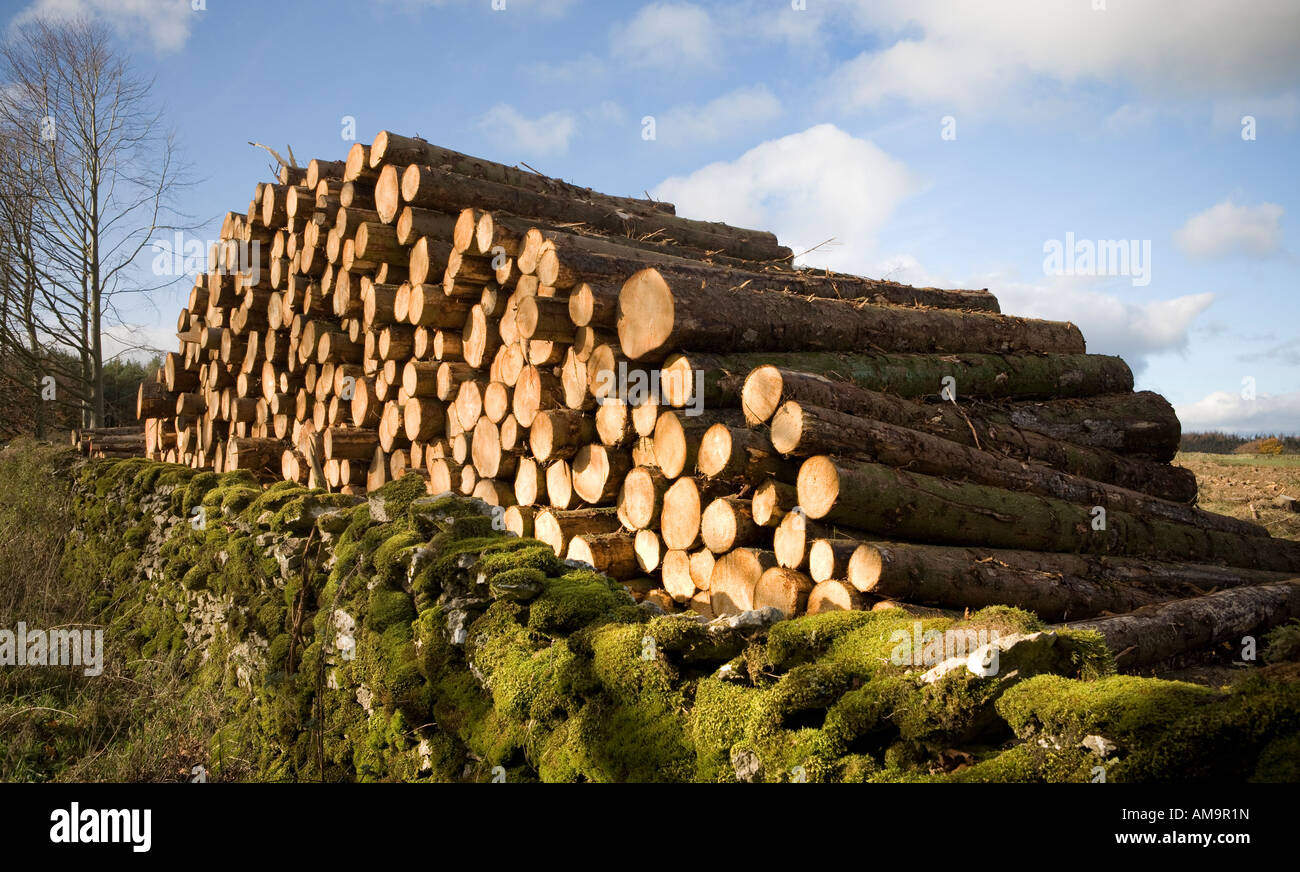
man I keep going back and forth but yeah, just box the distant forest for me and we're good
[1180,432,1300,454]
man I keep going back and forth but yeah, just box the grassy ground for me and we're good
[1176,452,1300,543]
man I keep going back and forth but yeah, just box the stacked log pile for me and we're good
[137,131,1300,662]
[75,425,145,458]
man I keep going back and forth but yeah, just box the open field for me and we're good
[1177,453,1300,544]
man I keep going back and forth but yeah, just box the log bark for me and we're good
[740,353,1135,416]
[773,402,1234,525]
[754,370,1192,500]
[399,163,787,262]
[1064,580,1300,670]
[848,540,1293,622]
[567,532,639,578]
[617,267,1082,362]
[796,456,1300,572]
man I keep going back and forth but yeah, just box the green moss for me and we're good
[366,590,416,633]
[20,452,1300,783]
[528,570,633,634]
[1265,619,1300,663]
[372,473,430,520]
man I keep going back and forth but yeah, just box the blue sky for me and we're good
[4,0,1297,434]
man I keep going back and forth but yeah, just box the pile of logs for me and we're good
[137,131,1300,662]
[75,425,145,458]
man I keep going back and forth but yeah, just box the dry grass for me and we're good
[1177,452,1300,543]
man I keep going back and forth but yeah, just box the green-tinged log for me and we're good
[849,540,1293,622]
[771,402,1244,531]
[796,456,1300,572]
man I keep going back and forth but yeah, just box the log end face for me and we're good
[769,401,803,456]
[796,455,840,520]
[374,165,402,225]
[846,544,883,593]
[741,365,784,426]
[696,423,733,478]
[617,268,673,361]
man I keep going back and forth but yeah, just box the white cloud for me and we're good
[654,124,917,274]
[820,0,1300,116]
[1175,199,1285,259]
[1176,389,1300,435]
[991,278,1214,375]
[656,85,782,147]
[610,2,718,71]
[13,0,196,53]
[475,104,576,157]
[529,54,608,85]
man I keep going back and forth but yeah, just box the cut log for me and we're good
[689,549,715,591]
[653,409,746,479]
[398,163,788,262]
[617,267,1083,362]
[709,549,778,617]
[741,354,1134,420]
[808,538,863,583]
[806,579,869,614]
[530,409,596,461]
[635,529,664,575]
[616,466,669,531]
[535,507,623,557]
[751,479,798,528]
[503,504,535,538]
[545,460,577,510]
[796,456,1300,572]
[697,424,797,485]
[772,402,1231,524]
[755,567,815,618]
[1065,580,1300,670]
[772,508,832,570]
[514,456,547,506]
[850,540,1293,622]
[757,372,1193,501]
[660,549,694,601]
[571,444,632,505]
[700,496,763,553]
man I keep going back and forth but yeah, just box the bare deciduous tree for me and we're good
[0,16,187,428]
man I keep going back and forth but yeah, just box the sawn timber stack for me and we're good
[137,132,1300,670]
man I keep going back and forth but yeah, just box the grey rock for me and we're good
[730,748,763,783]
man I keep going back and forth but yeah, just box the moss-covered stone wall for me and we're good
[47,456,1300,781]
